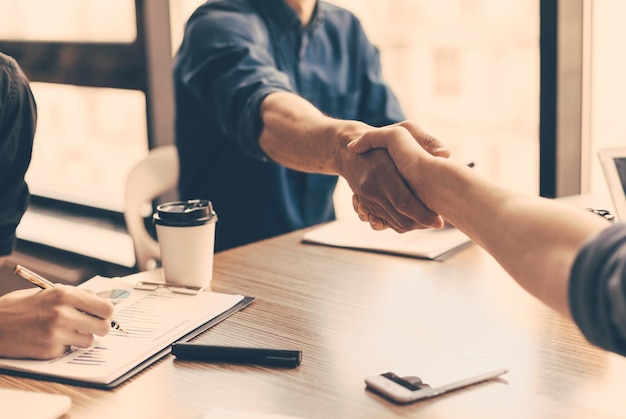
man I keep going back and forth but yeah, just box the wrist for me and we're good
[329,120,371,176]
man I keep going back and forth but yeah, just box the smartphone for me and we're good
[365,352,508,404]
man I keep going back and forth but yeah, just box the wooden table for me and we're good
[2,225,626,418]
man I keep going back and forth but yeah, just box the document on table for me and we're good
[303,219,472,260]
[199,407,305,419]
[0,388,71,419]
[0,270,252,388]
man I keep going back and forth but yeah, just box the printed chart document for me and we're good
[303,219,472,260]
[0,269,252,388]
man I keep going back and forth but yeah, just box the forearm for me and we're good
[258,92,369,175]
[260,94,447,230]
[419,158,608,318]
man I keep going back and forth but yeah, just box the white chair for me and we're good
[124,145,179,271]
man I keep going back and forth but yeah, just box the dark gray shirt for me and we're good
[570,223,626,356]
[0,52,36,256]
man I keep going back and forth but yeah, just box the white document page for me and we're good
[303,219,471,260]
[0,272,244,385]
[0,388,71,419]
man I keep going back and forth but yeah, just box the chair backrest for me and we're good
[124,145,179,271]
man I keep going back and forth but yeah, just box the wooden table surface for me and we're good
[2,225,626,418]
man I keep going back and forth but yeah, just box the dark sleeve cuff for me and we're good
[237,86,291,162]
[0,228,17,257]
[569,223,626,356]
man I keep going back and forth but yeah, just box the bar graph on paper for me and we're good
[64,291,178,368]
[68,346,109,366]
[67,293,177,366]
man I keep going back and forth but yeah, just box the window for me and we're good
[0,0,136,42]
[0,0,541,263]
[25,83,147,213]
[588,0,626,207]
[330,0,540,218]
[0,1,146,214]
[0,0,173,267]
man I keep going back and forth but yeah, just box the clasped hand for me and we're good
[342,121,448,232]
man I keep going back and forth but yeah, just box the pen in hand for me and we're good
[13,264,128,334]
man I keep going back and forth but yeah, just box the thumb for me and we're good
[347,134,378,154]
[396,121,450,158]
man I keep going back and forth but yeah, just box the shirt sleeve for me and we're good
[569,223,626,356]
[0,53,36,256]
[175,7,294,161]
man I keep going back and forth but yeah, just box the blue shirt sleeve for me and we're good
[175,5,294,161]
[0,53,36,256]
[569,223,626,356]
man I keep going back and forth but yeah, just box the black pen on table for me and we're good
[171,342,302,368]
[13,264,128,334]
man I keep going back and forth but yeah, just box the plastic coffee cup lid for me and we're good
[153,200,217,227]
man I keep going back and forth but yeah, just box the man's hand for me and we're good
[339,122,448,232]
[0,286,115,359]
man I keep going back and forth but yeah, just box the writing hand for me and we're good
[0,286,114,359]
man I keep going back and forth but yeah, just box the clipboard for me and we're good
[0,271,254,389]
[303,219,472,261]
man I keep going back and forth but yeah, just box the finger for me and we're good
[24,309,102,358]
[60,286,114,321]
[397,121,450,158]
[44,286,114,336]
[359,173,444,231]
[354,195,394,231]
[353,194,377,223]
[346,134,377,154]
[67,308,112,337]
[66,330,97,349]
[358,196,411,232]
[352,194,362,217]
[367,194,443,232]
[1,288,41,302]
[368,214,387,231]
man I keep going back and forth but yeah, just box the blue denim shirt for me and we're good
[174,0,404,251]
[570,223,626,356]
[0,53,36,256]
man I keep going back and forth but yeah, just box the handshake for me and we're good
[340,120,453,234]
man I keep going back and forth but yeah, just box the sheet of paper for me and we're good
[0,388,71,419]
[0,271,244,384]
[200,407,304,419]
[303,219,471,260]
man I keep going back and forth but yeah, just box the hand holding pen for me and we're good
[3,265,126,359]
[14,265,127,334]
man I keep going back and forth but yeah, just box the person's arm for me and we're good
[178,7,449,232]
[259,92,449,231]
[348,128,609,318]
[0,285,115,359]
[0,53,36,258]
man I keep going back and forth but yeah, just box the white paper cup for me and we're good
[153,200,217,288]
